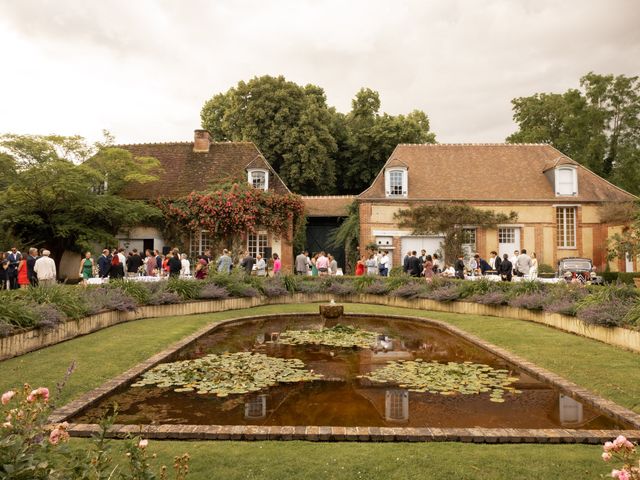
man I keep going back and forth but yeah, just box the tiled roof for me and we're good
[118,141,290,199]
[302,196,355,216]
[358,143,636,202]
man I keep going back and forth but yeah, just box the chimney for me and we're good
[193,129,211,152]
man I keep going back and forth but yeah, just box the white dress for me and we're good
[529,258,538,280]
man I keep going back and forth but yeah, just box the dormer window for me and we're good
[555,166,577,196]
[248,169,268,190]
[385,167,407,198]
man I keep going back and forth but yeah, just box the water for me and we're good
[73,315,631,429]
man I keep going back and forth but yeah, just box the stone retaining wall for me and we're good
[2,293,639,361]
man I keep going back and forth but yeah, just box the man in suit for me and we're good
[7,247,21,289]
[407,251,422,277]
[26,248,39,287]
[240,250,256,275]
[98,249,111,278]
[454,254,466,279]
[295,251,309,275]
[402,251,411,274]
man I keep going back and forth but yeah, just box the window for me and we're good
[556,207,576,248]
[189,230,213,259]
[462,228,476,248]
[498,228,515,244]
[385,168,407,197]
[555,167,577,196]
[247,169,268,190]
[248,232,268,258]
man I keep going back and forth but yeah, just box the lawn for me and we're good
[2,302,637,479]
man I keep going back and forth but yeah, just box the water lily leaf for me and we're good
[132,352,323,396]
[276,324,379,349]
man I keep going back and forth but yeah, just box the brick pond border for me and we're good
[50,312,640,444]
[3,293,640,361]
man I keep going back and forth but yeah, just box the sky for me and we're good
[1,0,639,145]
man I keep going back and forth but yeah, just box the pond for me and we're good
[72,314,632,430]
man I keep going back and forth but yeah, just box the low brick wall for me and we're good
[2,293,639,361]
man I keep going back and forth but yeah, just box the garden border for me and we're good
[2,293,640,361]
[50,312,640,444]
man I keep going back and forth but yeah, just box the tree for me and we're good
[507,73,640,193]
[201,77,437,195]
[200,75,337,195]
[604,201,640,262]
[0,134,162,267]
[395,203,517,262]
[337,89,436,194]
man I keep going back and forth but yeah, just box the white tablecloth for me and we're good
[87,276,167,285]
[464,274,562,284]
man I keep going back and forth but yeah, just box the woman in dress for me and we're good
[180,253,191,277]
[17,256,30,289]
[0,253,8,290]
[422,255,434,281]
[272,253,281,276]
[365,254,378,276]
[144,249,156,276]
[194,258,208,280]
[530,252,539,280]
[310,254,319,276]
[78,251,94,286]
[355,256,365,276]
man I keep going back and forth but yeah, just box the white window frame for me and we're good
[189,230,213,258]
[385,167,408,198]
[247,231,268,258]
[556,207,577,248]
[498,228,515,244]
[247,169,269,190]
[555,166,578,196]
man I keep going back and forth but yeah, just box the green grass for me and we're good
[2,302,638,480]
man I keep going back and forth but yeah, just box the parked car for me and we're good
[557,257,603,285]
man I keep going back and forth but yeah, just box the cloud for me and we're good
[0,0,638,144]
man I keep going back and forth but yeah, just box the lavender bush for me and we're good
[327,281,356,296]
[262,281,289,298]
[364,281,391,295]
[85,288,137,314]
[508,292,548,310]
[423,285,461,302]
[544,298,580,316]
[577,299,634,327]
[391,282,425,298]
[469,291,509,306]
[147,291,182,305]
[33,304,66,330]
[198,283,230,300]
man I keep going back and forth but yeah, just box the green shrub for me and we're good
[538,263,555,274]
[623,300,640,327]
[576,283,639,311]
[22,284,88,319]
[106,280,151,304]
[602,272,640,285]
[353,275,377,292]
[280,274,299,293]
[0,299,41,330]
[166,278,203,300]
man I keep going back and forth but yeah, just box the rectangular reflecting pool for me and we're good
[70,314,635,431]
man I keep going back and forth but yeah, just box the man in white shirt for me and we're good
[509,250,520,276]
[378,251,390,276]
[33,250,56,286]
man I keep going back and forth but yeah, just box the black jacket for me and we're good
[127,254,143,273]
[407,256,421,277]
[240,255,255,275]
[98,255,111,277]
[168,256,182,276]
[498,259,513,275]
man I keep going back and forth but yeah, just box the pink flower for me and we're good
[604,441,615,452]
[618,470,630,480]
[138,439,148,449]
[614,435,627,447]
[602,452,612,461]
[1,390,15,405]
[26,387,49,403]
[49,424,69,445]
[612,470,621,478]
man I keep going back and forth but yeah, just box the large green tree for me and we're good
[507,73,640,193]
[200,76,337,195]
[0,134,163,266]
[200,77,437,195]
[337,88,436,193]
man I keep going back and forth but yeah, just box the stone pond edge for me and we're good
[47,311,640,443]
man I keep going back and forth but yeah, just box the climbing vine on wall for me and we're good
[157,183,305,242]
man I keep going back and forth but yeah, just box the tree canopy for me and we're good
[201,76,436,195]
[0,134,163,264]
[507,72,640,194]
[395,203,518,262]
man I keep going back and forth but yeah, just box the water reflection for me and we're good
[385,389,409,422]
[559,394,584,425]
[244,395,267,420]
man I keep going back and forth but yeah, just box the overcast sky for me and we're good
[1,0,639,145]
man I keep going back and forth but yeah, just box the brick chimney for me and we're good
[193,129,211,152]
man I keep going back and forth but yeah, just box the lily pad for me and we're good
[359,360,520,402]
[131,352,323,397]
[276,324,379,349]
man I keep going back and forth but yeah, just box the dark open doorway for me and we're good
[305,216,346,272]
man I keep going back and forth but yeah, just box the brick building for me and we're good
[117,130,295,268]
[357,143,637,272]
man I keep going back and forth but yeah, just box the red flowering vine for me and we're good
[157,183,305,240]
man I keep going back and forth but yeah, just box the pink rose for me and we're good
[618,470,630,480]
[27,387,50,403]
[602,452,612,461]
[138,439,148,449]
[614,435,627,448]
[612,470,620,478]
[604,441,615,452]
[1,390,15,405]
[49,424,69,445]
